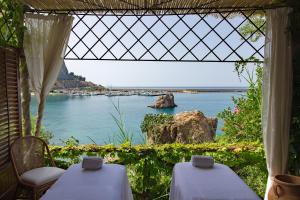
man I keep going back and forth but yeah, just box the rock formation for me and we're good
[52,62,104,90]
[53,80,98,89]
[149,93,177,109]
[146,111,217,144]
[57,62,74,81]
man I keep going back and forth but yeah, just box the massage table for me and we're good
[169,162,260,200]
[41,164,133,200]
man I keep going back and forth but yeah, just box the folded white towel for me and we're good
[82,157,103,170]
[191,155,214,168]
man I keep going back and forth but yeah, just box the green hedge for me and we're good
[50,142,267,200]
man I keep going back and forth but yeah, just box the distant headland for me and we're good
[50,62,248,97]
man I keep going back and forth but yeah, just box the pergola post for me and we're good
[18,6,32,137]
[289,5,300,175]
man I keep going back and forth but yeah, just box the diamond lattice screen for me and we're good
[0,1,23,48]
[64,9,265,62]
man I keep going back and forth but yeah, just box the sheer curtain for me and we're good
[263,7,293,199]
[24,14,73,136]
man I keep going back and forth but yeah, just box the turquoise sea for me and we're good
[30,92,243,145]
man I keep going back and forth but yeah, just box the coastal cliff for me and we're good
[52,62,104,90]
[141,111,217,144]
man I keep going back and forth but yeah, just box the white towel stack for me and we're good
[82,156,103,170]
[191,155,214,168]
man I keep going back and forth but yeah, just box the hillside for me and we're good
[53,62,105,90]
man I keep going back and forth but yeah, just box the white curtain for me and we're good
[24,14,73,135]
[263,7,293,199]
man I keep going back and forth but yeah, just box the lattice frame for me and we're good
[26,8,266,62]
[0,7,15,46]
[63,9,266,62]
[0,1,23,48]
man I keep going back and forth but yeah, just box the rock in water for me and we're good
[146,111,217,144]
[149,93,177,109]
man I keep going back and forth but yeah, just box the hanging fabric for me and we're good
[262,7,293,199]
[23,13,73,136]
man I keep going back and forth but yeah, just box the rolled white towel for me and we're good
[191,155,214,168]
[82,156,103,170]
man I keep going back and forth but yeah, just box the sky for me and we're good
[65,13,263,88]
[66,60,256,87]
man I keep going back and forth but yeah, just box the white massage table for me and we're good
[170,162,260,200]
[41,164,133,200]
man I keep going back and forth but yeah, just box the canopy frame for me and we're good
[24,7,266,63]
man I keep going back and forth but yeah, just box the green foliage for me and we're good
[140,113,174,144]
[26,117,54,144]
[140,113,173,133]
[218,8,266,143]
[218,58,263,142]
[108,99,146,145]
[59,136,80,146]
[49,142,267,199]
[109,99,133,144]
[239,15,266,43]
[69,72,86,81]
[0,0,24,47]
[79,86,104,92]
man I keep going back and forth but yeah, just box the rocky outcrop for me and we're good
[146,111,217,144]
[53,80,98,89]
[53,62,104,90]
[57,62,73,80]
[149,93,177,109]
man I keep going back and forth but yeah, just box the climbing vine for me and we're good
[0,0,24,47]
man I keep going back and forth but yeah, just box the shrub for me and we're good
[140,113,173,134]
[140,113,174,144]
[50,142,266,199]
[218,59,263,142]
[30,117,54,144]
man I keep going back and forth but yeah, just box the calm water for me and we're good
[30,92,242,145]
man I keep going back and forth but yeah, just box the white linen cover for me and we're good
[21,167,65,186]
[169,162,260,200]
[41,164,133,200]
